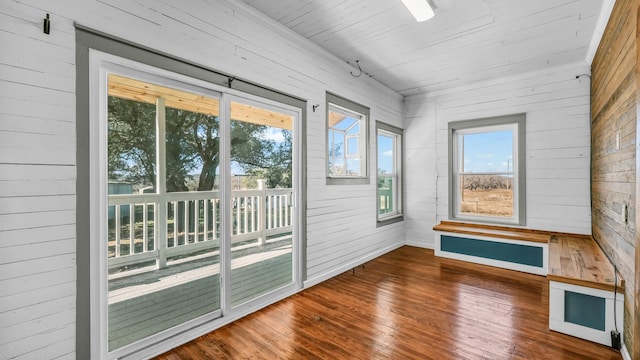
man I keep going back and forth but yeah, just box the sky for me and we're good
[462,130,513,173]
[378,134,394,173]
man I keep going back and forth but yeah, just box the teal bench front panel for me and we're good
[440,235,543,268]
[564,291,606,331]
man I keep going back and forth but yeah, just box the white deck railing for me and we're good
[107,182,292,271]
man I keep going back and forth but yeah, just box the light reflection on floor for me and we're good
[374,279,399,357]
[454,281,516,359]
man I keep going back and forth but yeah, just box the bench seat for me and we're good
[546,235,624,347]
[547,235,624,292]
[432,221,624,347]
[433,221,550,243]
[433,221,549,275]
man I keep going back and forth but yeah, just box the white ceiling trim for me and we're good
[585,0,616,65]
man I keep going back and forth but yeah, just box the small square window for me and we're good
[326,93,369,185]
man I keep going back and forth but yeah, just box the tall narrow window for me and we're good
[376,122,403,225]
[326,93,369,184]
[448,114,526,225]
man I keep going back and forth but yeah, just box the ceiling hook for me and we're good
[350,60,362,78]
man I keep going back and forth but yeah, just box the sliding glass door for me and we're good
[228,99,295,307]
[94,54,300,358]
[106,73,223,351]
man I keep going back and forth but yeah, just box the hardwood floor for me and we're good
[155,246,622,360]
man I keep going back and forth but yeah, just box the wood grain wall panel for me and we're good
[591,0,640,354]
[1,0,404,358]
[636,5,640,360]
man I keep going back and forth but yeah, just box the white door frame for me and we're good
[89,50,302,360]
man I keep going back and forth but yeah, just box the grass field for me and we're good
[460,188,513,217]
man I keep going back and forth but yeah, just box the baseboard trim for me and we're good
[303,242,404,289]
[405,240,434,249]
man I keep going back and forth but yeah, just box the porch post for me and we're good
[258,179,267,245]
[156,98,168,269]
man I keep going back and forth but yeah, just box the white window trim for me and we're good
[376,121,404,227]
[326,93,370,185]
[448,114,526,226]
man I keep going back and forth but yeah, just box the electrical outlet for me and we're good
[624,203,629,223]
[616,132,620,150]
[611,330,621,349]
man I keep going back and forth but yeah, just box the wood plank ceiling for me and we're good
[241,0,605,95]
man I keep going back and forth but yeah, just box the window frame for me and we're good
[376,121,404,227]
[448,114,526,226]
[326,92,370,185]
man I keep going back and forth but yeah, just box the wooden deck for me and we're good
[155,246,622,360]
[108,240,292,351]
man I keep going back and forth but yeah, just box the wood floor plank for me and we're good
[155,246,622,360]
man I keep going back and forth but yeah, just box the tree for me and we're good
[165,106,206,192]
[246,130,292,188]
[377,167,390,189]
[107,97,156,188]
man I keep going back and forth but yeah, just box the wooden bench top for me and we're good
[547,235,624,292]
[433,221,550,243]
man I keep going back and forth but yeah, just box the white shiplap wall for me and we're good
[404,62,592,248]
[0,0,403,358]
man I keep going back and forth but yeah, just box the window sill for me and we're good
[450,215,525,227]
[377,214,404,227]
[326,177,370,185]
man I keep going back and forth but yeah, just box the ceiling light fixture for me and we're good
[401,0,435,22]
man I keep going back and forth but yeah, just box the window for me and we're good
[326,93,369,184]
[448,114,525,225]
[377,122,403,225]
